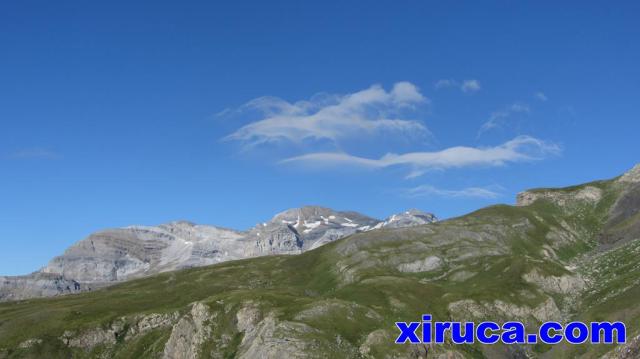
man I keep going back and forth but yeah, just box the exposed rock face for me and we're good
[522,269,586,295]
[163,303,212,359]
[234,301,366,358]
[236,303,262,333]
[1,206,437,302]
[67,327,118,349]
[57,312,179,352]
[17,339,42,349]
[62,319,129,350]
[242,224,303,256]
[0,272,84,301]
[236,314,322,359]
[396,256,443,273]
[518,165,640,207]
[127,312,181,339]
[618,164,640,184]
[448,297,563,324]
[516,185,603,207]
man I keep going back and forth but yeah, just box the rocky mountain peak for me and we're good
[265,206,380,233]
[378,209,438,229]
[243,206,382,256]
[404,208,437,218]
[272,206,336,221]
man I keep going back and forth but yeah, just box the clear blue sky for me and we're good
[1,1,639,275]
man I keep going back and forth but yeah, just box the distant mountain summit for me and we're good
[42,222,245,283]
[378,209,438,229]
[244,206,382,255]
[0,206,437,301]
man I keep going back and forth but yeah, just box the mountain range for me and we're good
[0,165,639,358]
[0,207,436,302]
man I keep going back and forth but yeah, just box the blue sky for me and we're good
[1,1,639,275]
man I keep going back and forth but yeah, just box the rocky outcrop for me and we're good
[522,269,586,295]
[396,256,443,273]
[236,314,322,359]
[17,339,42,349]
[0,272,84,302]
[61,319,126,350]
[448,297,563,324]
[163,303,213,359]
[59,312,179,351]
[516,185,602,207]
[236,303,262,333]
[65,327,119,349]
[232,300,364,358]
[127,312,181,339]
[618,164,640,184]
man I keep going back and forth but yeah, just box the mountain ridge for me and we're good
[0,206,437,302]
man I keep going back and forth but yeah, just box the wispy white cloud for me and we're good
[281,135,560,178]
[434,79,481,93]
[434,79,456,89]
[479,102,530,135]
[534,92,548,101]
[461,80,481,93]
[5,148,61,160]
[402,184,501,199]
[223,82,430,148]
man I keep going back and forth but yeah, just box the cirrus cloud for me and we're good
[223,82,430,148]
[478,102,530,135]
[281,135,560,178]
[435,79,482,93]
[402,184,502,199]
